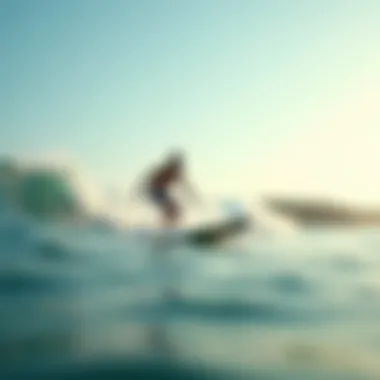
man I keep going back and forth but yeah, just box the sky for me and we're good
[2,0,380,212]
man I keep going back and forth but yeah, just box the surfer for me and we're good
[133,151,198,228]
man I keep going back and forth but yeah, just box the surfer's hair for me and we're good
[167,150,184,166]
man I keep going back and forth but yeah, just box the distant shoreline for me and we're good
[265,196,380,226]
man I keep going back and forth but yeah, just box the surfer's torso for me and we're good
[149,164,181,190]
[144,155,185,226]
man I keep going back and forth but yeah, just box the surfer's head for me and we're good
[166,150,184,169]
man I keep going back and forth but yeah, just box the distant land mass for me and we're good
[265,196,380,226]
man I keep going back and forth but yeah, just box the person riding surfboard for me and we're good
[133,151,199,228]
[130,151,249,245]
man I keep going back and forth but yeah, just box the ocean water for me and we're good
[1,219,380,380]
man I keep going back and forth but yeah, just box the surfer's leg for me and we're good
[163,198,180,227]
[150,188,180,228]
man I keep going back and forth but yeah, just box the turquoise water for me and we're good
[1,220,380,379]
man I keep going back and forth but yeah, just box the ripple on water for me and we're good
[268,272,315,295]
[35,240,69,260]
[1,357,261,380]
[328,253,366,273]
[0,270,55,294]
[125,296,327,326]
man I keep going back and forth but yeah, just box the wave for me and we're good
[2,356,263,380]
[267,272,315,295]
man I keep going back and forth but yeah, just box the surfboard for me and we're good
[148,201,251,249]
[183,215,251,247]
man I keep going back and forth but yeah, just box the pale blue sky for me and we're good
[2,0,380,204]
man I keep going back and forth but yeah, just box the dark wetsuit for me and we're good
[149,165,180,208]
